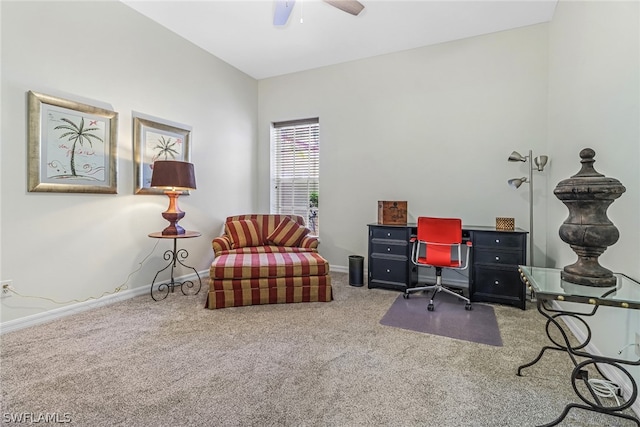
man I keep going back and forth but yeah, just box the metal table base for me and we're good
[517,266,639,427]
[148,231,202,301]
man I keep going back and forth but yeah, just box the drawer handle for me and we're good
[387,233,391,237]
[387,247,391,252]
[495,239,500,243]
[386,269,391,273]
[495,256,500,261]
[494,280,500,285]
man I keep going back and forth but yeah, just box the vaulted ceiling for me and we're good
[121,0,558,80]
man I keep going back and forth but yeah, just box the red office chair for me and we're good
[404,217,473,311]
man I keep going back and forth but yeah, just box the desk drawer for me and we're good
[370,256,408,284]
[474,232,524,249]
[370,241,408,257]
[474,249,523,266]
[474,266,524,300]
[371,227,409,241]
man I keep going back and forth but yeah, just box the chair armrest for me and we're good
[299,235,319,250]
[212,236,232,257]
[461,240,472,270]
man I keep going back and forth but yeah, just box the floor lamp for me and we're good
[508,150,548,266]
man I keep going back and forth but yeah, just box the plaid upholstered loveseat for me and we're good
[206,214,333,309]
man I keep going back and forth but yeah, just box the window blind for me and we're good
[272,118,320,235]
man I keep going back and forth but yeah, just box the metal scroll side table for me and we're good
[517,265,640,427]
[148,231,202,301]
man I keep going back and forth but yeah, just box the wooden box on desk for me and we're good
[377,201,407,225]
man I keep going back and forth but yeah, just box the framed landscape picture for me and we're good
[133,114,191,195]
[27,91,118,193]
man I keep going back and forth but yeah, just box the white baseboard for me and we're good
[556,303,640,417]
[0,271,208,335]
[330,264,349,274]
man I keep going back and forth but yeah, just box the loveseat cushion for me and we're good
[210,251,329,280]
[266,216,310,247]
[219,246,315,255]
[212,238,319,257]
[225,219,263,249]
[227,214,305,241]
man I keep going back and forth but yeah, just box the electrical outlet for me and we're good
[1,280,13,299]
[636,333,640,357]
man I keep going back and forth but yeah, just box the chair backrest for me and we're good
[417,217,462,266]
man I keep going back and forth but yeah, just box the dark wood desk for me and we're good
[367,223,528,309]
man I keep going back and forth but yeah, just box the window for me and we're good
[271,118,320,235]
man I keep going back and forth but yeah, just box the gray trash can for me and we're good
[348,255,364,287]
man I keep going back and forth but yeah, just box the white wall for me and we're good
[258,24,549,268]
[546,0,640,395]
[257,2,640,407]
[0,1,258,323]
[3,3,638,402]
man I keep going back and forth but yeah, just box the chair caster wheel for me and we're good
[465,303,472,311]
[403,293,410,299]
[427,304,434,311]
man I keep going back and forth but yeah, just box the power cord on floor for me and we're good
[3,240,160,305]
[588,378,621,406]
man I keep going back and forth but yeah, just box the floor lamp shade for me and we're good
[151,161,196,235]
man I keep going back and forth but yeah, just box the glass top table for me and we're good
[517,265,640,427]
[519,265,640,310]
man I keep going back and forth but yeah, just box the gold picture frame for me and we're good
[27,91,118,193]
[133,114,191,195]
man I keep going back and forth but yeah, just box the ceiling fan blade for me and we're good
[323,0,365,16]
[274,0,296,26]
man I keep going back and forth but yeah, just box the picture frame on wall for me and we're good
[133,113,192,195]
[27,91,118,193]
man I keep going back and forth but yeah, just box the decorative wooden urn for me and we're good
[553,148,626,287]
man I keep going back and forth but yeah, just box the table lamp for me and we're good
[150,160,196,235]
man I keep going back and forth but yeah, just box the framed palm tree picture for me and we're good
[27,91,118,193]
[132,113,191,195]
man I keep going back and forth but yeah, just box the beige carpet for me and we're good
[0,272,635,426]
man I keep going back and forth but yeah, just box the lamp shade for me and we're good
[508,177,528,189]
[150,160,196,190]
[534,155,549,171]
[508,151,527,162]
